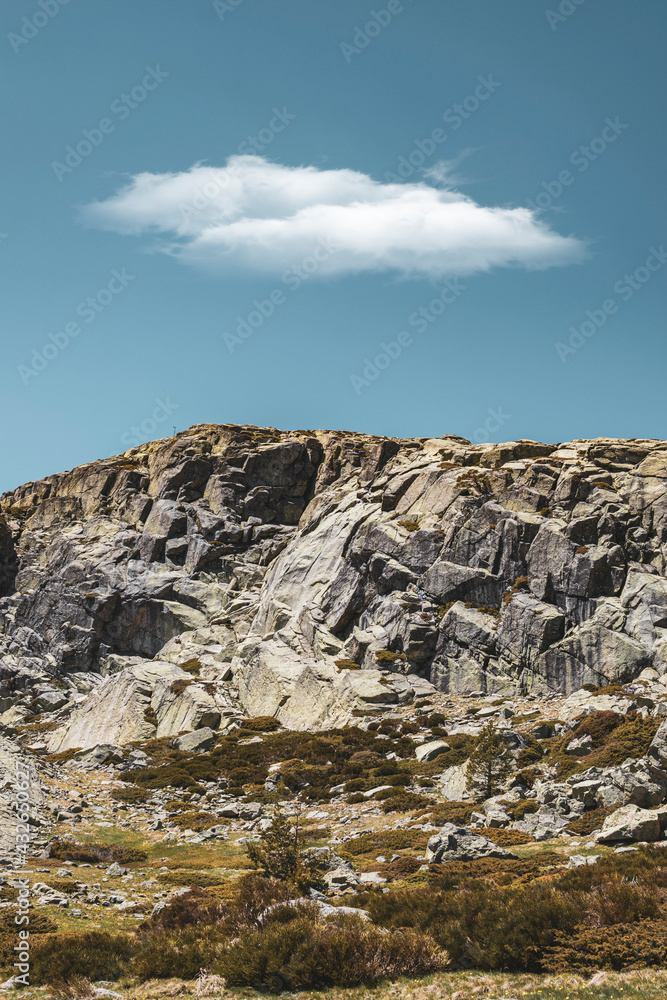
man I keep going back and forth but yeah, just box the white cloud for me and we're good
[82,155,587,279]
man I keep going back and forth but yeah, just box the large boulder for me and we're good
[425,823,519,863]
[48,660,231,751]
[595,804,663,843]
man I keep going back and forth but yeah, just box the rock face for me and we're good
[2,425,667,743]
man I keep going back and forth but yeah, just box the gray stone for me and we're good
[415,739,450,762]
[174,727,217,752]
[595,804,662,843]
[425,823,519,863]
[566,735,593,756]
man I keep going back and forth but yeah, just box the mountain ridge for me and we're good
[1,423,666,748]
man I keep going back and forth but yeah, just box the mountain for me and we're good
[1,424,666,750]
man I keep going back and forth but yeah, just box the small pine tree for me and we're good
[465,720,514,801]
[246,803,326,891]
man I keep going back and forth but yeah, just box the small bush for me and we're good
[507,799,539,821]
[429,801,475,826]
[342,829,429,857]
[110,785,150,804]
[138,887,225,933]
[380,791,431,814]
[516,740,543,767]
[216,915,445,988]
[223,874,295,934]
[0,910,57,934]
[581,682,625,696]
[161,871,226,888]
[375,650,407,664]
[131,924,227,981]
[571,710,625,746]
[585,877,659,926]
[591,715,660,767]
[334,659,361,670]
[169,679,193,695]
[170,810,219,831]
[30,931,136,985]
[368,881,578,971]
[362,856,423,880]
[240,716,282,732]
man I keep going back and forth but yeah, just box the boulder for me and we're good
[72,744,124,766]
[425,823,519,863]
[436,763,470,801]
[174,727,216,752]
[595,804,663,843]
[415,739,450,763]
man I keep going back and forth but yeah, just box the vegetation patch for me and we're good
[49,839,147,863]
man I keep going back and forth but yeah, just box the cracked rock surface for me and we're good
[2,424,667,745]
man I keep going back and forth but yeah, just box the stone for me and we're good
[425,824,519,863]
[434,763,470,802]
[415,739,450,762]
[72,744,124,765]
[174,727,217,752]
[595,804,662,843]
[567,854,600,868]
[566,734,593,755]
[35,689,69,712]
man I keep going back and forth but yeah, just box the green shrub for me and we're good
[380,791,431,814]
[110,785,150,804]
[30,931,136,985]
[516,740,543,767]
[429,801,475,826]
[170,810,220,831]
[131,924,227,981]
[507,799,539,821]
[342,829,429,857]
[544,920,667,972]
[368,882,579,971]
[161,871,226,888]
[216,915,445,988]
[0,910,57,934]
[240,716,282,732]
[591,715,660,767]
[566,806,615,835]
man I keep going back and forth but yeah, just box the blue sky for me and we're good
[1,0,665,494]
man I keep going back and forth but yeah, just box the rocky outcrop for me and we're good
[425,823,519,863]
[2,426,667,742]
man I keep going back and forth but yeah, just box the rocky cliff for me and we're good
[2,424,667,749]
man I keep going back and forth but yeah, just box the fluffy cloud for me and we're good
[82,155,586,279]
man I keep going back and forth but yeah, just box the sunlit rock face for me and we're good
[1,425,667,744]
